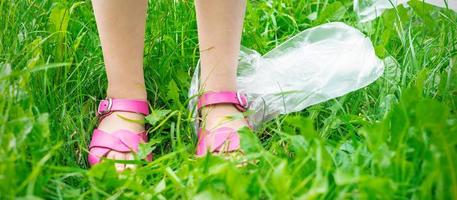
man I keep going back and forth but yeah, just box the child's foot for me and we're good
[96,111,145,172]
[196,91,249,157]
[202,105,250,163]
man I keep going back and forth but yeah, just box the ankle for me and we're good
[107,84,147,100]
[199,79,237,92]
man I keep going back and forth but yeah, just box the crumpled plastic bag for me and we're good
[355,0,457,22]
[189,22,384,130]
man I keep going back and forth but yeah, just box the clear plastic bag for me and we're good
[354,0,457,22]
[189,22,384,130]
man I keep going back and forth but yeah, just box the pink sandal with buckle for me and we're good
[88,98,153,166]
[195,91,249,157]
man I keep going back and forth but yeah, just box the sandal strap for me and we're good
[88,129,152,165]
[97,98,149,117]
[89,129,147,152]
[197,91,248,112]
[196,127,240,156]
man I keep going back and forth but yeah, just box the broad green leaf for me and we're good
[238,127,263,155]
[145,109,171,126]
[167,80,180,104]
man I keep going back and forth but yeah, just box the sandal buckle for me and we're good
[97,98,113,115]
[236,92,248,109]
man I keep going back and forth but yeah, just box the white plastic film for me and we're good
[189,22,384,129]
[355,0,457,23]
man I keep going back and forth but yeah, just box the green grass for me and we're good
[1,0,456,199]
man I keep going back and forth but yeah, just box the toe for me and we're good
[106,151,115,159]
[125,154,136,170]
[109,151,126,172]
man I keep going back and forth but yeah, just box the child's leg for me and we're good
[92,0,148,171]
[195,0,248,131]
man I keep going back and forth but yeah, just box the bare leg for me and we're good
[92,0,148,171]
[195,0,248,132]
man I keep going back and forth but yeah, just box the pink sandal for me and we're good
[88,98,153,166]
[195,91,250,156]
